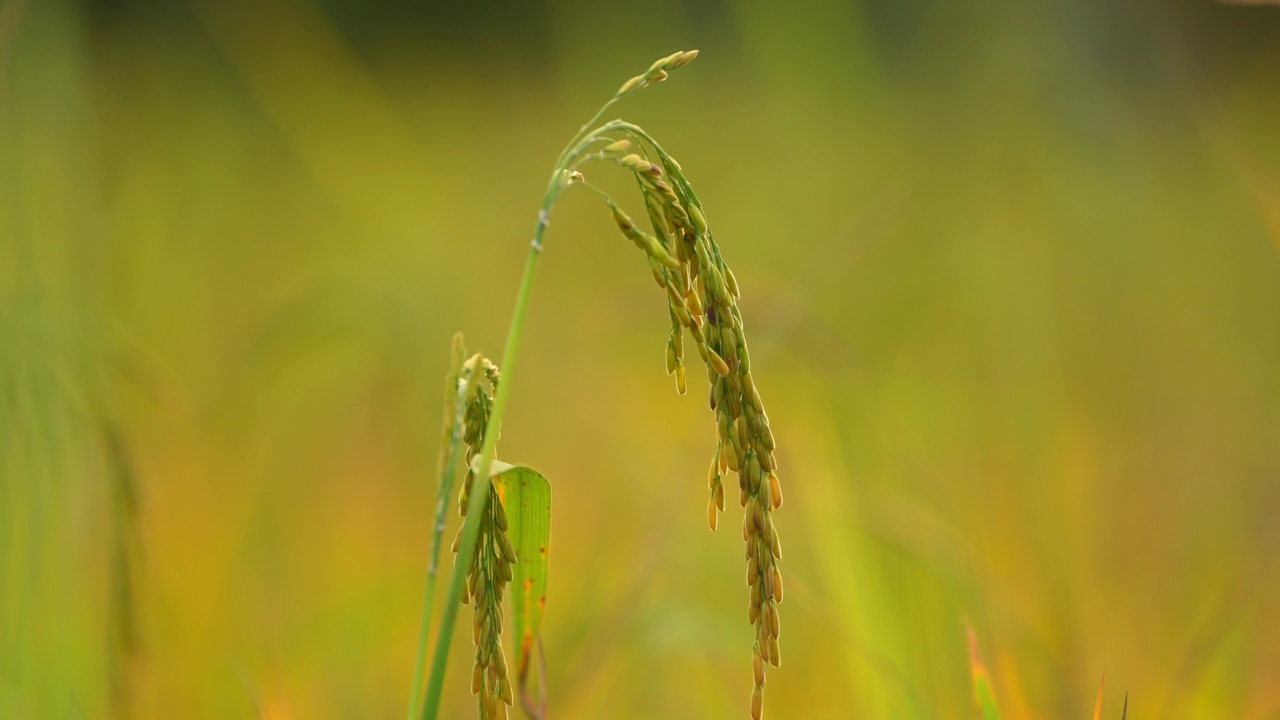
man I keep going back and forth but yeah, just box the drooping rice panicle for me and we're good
[572,68,784,716]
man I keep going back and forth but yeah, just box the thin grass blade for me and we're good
[408,335,469,720]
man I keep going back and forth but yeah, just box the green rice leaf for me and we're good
[486,459,552,680]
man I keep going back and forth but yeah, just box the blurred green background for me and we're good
[3,0,1280,717]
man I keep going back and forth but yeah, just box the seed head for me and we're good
[611,205,636,234]
[581,54,783,719]
[686,289,704,317]
[450,361,514,718]
[724,267,741,298]
[647,50,688,78]
[617,75,645,96]
[621,154,648,171]
[708,349,730,376]
[674,49,699,68]
[690,204,709,235]
[646,239,681,269]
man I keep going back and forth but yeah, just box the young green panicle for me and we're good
[451,357,516,719]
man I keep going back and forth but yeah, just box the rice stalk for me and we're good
[418,50,781,720]
[409,333,472,720]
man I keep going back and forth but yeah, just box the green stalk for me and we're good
[417,52,697,718]
[418,191,552,720]
[408,354,473,720]
[419,129,599,720]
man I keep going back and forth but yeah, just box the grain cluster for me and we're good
[451,358,516,720]
[576,53,785,716]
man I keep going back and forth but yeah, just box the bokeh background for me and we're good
[4,0,1280,717]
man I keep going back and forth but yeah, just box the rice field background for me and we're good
[3,1,1280,718]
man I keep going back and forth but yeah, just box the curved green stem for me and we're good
[419,187,555,720]
[551,93,626,174]
[417,67,680,720]
[419,117,612,717]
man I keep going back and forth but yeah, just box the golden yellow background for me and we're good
[3,1,1280,717]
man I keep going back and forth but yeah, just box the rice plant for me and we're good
[408,50,785,720]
